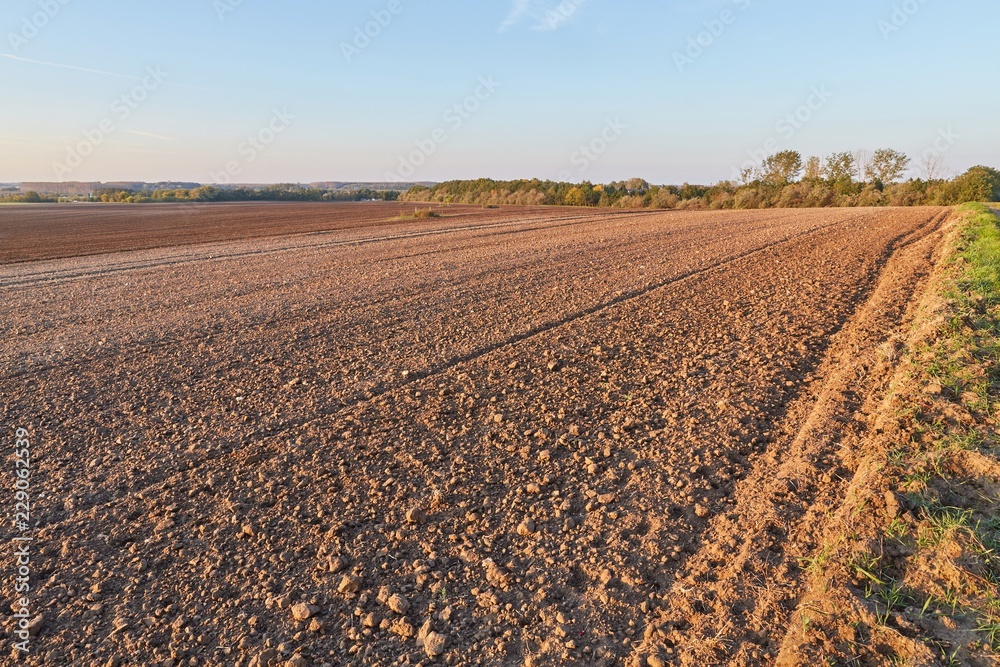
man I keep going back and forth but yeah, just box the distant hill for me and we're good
[15,181,436,195]
[18,182,201,195]
[307,182,436,192]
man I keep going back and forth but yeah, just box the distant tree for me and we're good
[564,187,586,207]
[649,188,680,209]
[678,183,707,199]
[738,165,759,186]
[869,149,910,185]
[804,156,823,181]
[823,152,856,184]
[919,153,947,181]
[190,186,221,201]
[761,150,803,185]
[624,177,650,193]
[576,181,600,206]
[853,150,873,183]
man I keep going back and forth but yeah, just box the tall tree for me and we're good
[853,150,873,182]
[823,152,856,184]
[869,148,910,184]
[738,165,759,186]
[920,153,947,181]
[804,156,823,181]
[761,150,803,185]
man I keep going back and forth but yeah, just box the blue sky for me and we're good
[1,0,997,184]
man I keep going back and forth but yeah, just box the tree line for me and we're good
[90,184,401,203]
[4,152,998,209]
[401,153,1000,210]
[0,184,402,204]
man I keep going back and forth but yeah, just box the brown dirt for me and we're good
[0,202,592,265]
[0,205,951,666]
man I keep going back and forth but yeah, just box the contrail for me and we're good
[0,52,142,80]
[0,53,213,92]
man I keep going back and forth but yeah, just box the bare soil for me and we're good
[0,204,951,666]
[0,202,573,264]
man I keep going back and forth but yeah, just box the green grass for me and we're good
[900,204,1000,644]
[940,647,962,667]
[957,203,1000,302]
[799,542,838,578]
[908,501,977,548]
[897,204,1000,460]
[872,581,911,625]
[977,616,1000,646]
[854,551,887,586]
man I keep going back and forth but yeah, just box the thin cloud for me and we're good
[125,130,178,142]
[499,0,531,32]
[499,0,587,32]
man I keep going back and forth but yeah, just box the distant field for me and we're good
[0,201,577,264]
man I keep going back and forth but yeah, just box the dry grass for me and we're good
[781,204,1000,665]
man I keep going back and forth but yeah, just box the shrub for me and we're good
[733,188,763,210]
[886,181,928,207]
[676,197,707,210]
[778,183,812,208]
[618,195,646,209]
[649,191,679,209]
[708,191,734,210]
[856,185,887,207]
[802,184,836,207]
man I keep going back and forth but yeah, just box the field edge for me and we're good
[630,209,950,666]
[777,204,1000,666]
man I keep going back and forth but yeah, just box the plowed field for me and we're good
[0,203,950,666]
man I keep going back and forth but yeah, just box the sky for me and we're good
[1,0,997,185]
